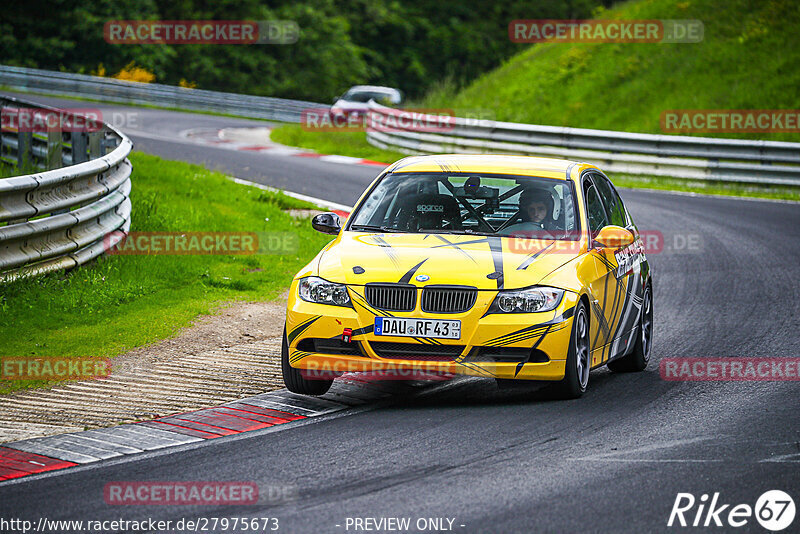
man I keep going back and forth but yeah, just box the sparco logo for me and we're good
[417,204,444,213]
[668,491,795,531]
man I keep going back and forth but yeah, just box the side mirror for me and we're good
[594,225,634,249]
[332,96,339,104]
[312,212,342,235]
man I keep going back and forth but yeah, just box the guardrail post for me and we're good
[88,131,102,159]
[47,125,63,170]
[71,132,88,164]
[101,133,120,155]
[17,130,32,171]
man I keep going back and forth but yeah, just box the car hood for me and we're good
[316,232,582,290]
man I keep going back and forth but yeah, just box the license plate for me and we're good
[374,317,461,339]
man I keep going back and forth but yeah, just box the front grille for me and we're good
[421,286,477,313]
[369,341,465,361]
[365,283,416,311]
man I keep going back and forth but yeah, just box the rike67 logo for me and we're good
[668,490,795,531]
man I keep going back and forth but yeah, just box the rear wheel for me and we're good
[281,327,333,396]
[608,283,652,373]
[550,300,590,399]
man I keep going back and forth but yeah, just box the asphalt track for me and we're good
[1,93,799,533]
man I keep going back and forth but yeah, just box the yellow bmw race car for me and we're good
[282,155,653,399]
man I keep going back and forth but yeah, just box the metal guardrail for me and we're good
[366,102,800,186]
[0,65,322,123]
[0,95,132,281]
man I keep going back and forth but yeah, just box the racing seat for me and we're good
[393,193,463,232]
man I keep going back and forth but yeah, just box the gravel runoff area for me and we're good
[0,299,289,443]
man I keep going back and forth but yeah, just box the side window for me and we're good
[593,174,627,227]
[584,179,609,234]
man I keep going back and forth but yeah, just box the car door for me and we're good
[592,173,646,359]
[588,172,641,362]
[581,172,632,365]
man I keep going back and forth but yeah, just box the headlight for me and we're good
[489,286,564,314]
[298,277,351,307]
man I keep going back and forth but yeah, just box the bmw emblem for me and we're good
[416,274,430,282]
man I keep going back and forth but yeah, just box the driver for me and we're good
[505,188,555,236]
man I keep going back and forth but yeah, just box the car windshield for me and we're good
[348,172,581,240]
[341,90,395,103]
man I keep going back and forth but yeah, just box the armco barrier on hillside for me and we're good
[0,64,322,123]
[365,101,800,187]
[0,95,132,281]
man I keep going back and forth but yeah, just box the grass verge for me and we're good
[420,0,800,143]
[0,152,333,394]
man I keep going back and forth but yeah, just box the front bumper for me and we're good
[286,282,577,381]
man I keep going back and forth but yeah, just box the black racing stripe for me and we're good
[456,359,497,377]
[606,275,635,361]
[398,259,428,284]
[493,322,568,347]
[491,326,551,346]
[515,325,553,377]
[289,350,313,364]
[592,265,613,349]
[371,235,401,267]
[433,235,478,263]
[484,311,573,345]
[485,324,544,345]
[517,241,555,271]
[611,274,644,361]
[594,253,626,291]
[288,316,321,344]
[559,306,576,321]
[488,237,505,290]
[602,274,626,362]
[485,321,555,346]
[432,237,490,248]
[589,298,610,347]
[350,292,395,318]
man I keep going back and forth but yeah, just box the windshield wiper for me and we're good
[349,224,402,233]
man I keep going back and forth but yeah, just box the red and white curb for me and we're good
[184,127,387,168]
[0,376,412,483]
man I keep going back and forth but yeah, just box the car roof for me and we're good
[386,154,595,180]
[345,85,400,94]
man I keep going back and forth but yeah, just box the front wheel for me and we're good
[550,300,590,399]
[608,283,652,373]
[281,327,333,396]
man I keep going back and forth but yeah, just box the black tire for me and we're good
[281,326,333,396]
[550,300,591,399]
[608,283,653,373]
